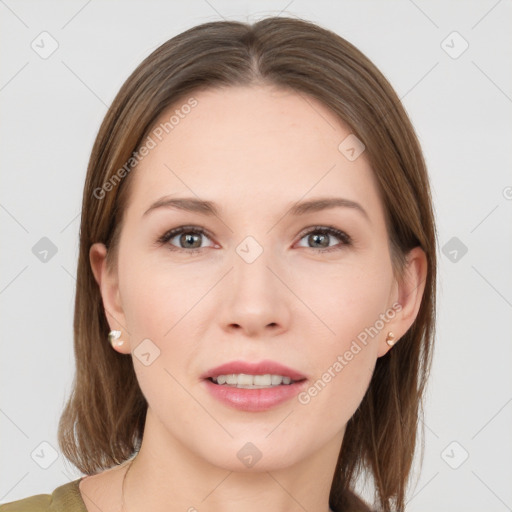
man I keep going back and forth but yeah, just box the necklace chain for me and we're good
[120,458,134,512]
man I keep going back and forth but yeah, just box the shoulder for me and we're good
[0,494,50,512]
[0,479,86,512]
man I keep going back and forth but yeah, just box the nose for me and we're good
[219,247,291,338]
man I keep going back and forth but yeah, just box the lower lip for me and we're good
[202,378,308,412]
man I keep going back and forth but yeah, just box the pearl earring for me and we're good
[108,330,125,349]
[385,331,396,347]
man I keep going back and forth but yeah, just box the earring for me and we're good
[385,331,396,347]
[108,330,125,349]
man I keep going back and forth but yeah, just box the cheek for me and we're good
[291,252,394,343]
[292,255,393,420]
[298,352,375,431]
[117,247,202,340]
[116,252,203,413]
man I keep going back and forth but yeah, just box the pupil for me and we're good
[181,233,201,248]
[310,233,328,248]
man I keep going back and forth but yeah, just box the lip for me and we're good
[200,359,308,412]
[202,378,308,412]
[200,359,307,381]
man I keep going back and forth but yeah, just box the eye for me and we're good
[296,226,352,252]
[157,224,352,254]
[157,226,216,252]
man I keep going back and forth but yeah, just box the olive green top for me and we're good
[0,478,373,511]
[0,479,87,512]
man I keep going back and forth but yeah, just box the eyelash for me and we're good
[156,225,352,254]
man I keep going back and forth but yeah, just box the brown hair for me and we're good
[58,16,436,512]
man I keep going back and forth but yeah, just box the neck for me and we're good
[121,407,342,512]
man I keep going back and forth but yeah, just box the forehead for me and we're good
[126,85,381,217]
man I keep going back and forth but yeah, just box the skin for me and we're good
[84,84,427,512]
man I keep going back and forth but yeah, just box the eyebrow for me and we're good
[143,196,369,221]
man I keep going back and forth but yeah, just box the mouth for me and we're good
[201,359,307,388]
[201,363,309,412]
[202,373,307,413]
[206,373,306,389]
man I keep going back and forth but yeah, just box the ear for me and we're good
[89,242,131,354]
[377,246,428,357]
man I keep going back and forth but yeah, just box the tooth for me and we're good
[225,374,237,385]
[237,384,273,389]
[271,375,283,385]
[254,374,272,386]
[237,374,254,386]
[211,373,296,386]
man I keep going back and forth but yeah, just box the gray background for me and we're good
[1,1,511,510]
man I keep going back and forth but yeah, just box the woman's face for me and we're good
[91,85,424,471]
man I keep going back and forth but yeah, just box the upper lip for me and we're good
[201,360,307,381]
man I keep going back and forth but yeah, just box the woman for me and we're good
[1,16,436,512]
